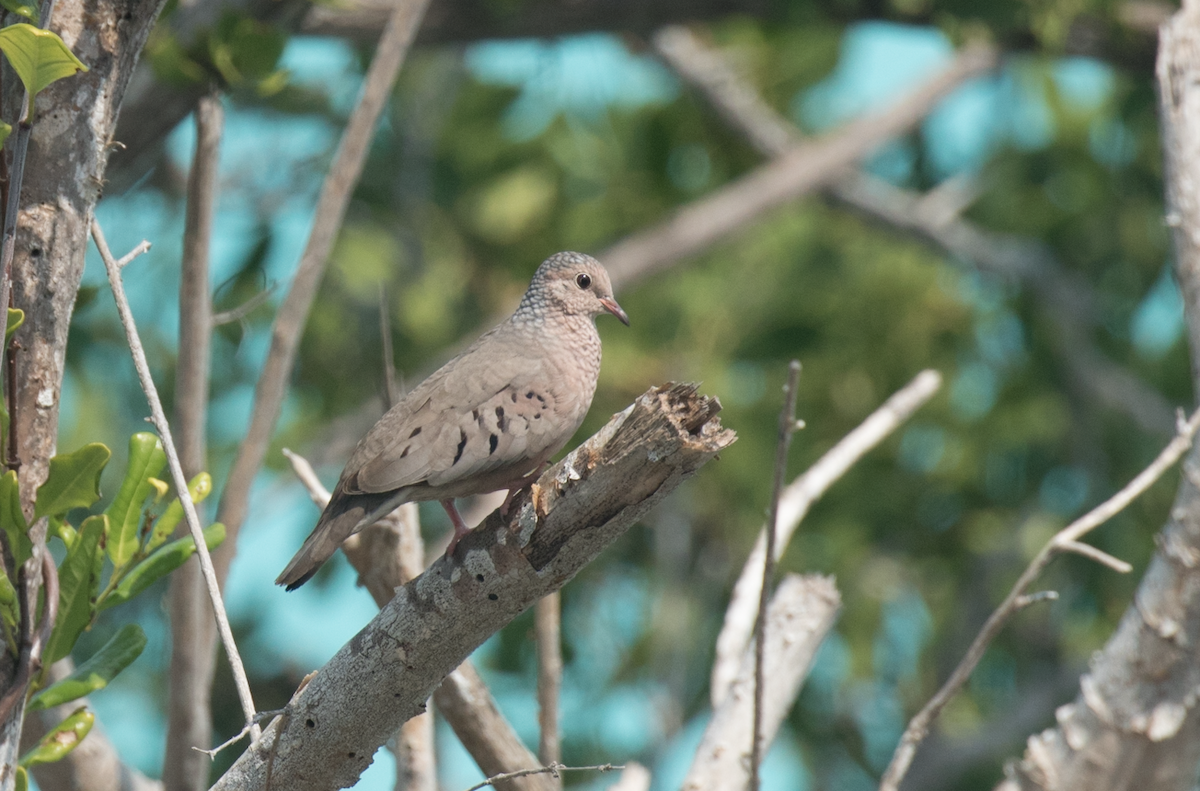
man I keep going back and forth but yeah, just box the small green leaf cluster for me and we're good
[0,432,224,771]
[146,11,288,96]
[0,21,86,142]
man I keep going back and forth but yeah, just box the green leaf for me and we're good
[101,523,224,611]
[104,433,165,568]
[5,307,22,342]
[34,443,110,520]
[0,568,18,649]
[14,766,26,791]
[0,0,35,19]
[145,472,211,553]
[28,624,146,712]
[0,470,29,568]
[19,706,93,767]
[44,516,105,665]
[0,24,87,111]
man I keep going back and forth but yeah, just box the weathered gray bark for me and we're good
[682,574,840,791]
[0,0,168,782]
[997,4,1200,789]
[209,383,734,791]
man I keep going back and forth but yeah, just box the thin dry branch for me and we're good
[534,592,562,782]
[282,449,554,791]
[879,405,1200,791]
[751,360,801,791]
[212,0,432,587]
[165,92,222,791]
[653,25,1173,436]
[683,574,840,791]
[464,763,621,791]
[92,221,260,742]
[211,383,734,790]
[601,42,997,289]
[712,370,941,705]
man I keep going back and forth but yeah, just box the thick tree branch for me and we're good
[0,0,169,779]
[683,574,840,791]
[211,383,734,790]
[283,451,551,791]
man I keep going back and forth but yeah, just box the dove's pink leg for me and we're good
[441,499,471,557]
[499,463,550,517]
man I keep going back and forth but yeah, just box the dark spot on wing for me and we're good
[409,427,422,438]
[526,391,535,399]
[489,434,498,455]
[511,391,518,403]
[452,429,468,465]
[400,446,410,459]
[495,406,506,431]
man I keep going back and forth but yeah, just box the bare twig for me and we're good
[601,42,997,288]
[210,286,275,327]
[464,763,622,791]
[116,241,152,269]
[535,592,562,783]
[712,370,942,705]
[879,405,1200,791]
[684,575,840,791]
[92,220,260,743]
[165,91,222,791]
[751,360,801,791]
[211,0,433,595]
[605,763,651,791]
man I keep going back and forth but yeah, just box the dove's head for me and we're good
[524,251,630,326]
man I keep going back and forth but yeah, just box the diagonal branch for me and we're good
[601,41,997,288]
[92,222,260,742]
[883,405,1200,791]
[652,25,1174,435]
[712,370,941,705]
[211,383,734,790]
[211,0,432,588]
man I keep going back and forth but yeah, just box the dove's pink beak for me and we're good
[599,297,630,326]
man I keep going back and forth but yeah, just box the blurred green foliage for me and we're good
[59,2,1195,787]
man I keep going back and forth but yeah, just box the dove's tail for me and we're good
[276,487,406,591]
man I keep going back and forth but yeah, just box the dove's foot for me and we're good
[441,499,471,558]
[499,463,550,517]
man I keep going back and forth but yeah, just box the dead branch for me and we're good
[881,405,1200,791]
[751,361,801,791]
[211,383,733,790]
[283,451,578,791]
[601,42,997,289]
[534,592,562,784]
[713,370,941,705]
[683,574,840,791]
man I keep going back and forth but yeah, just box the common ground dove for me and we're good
[276,252,629,590]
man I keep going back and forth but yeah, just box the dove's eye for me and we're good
[575,273,592,289]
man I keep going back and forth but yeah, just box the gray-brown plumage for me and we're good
[276,252,629,590]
